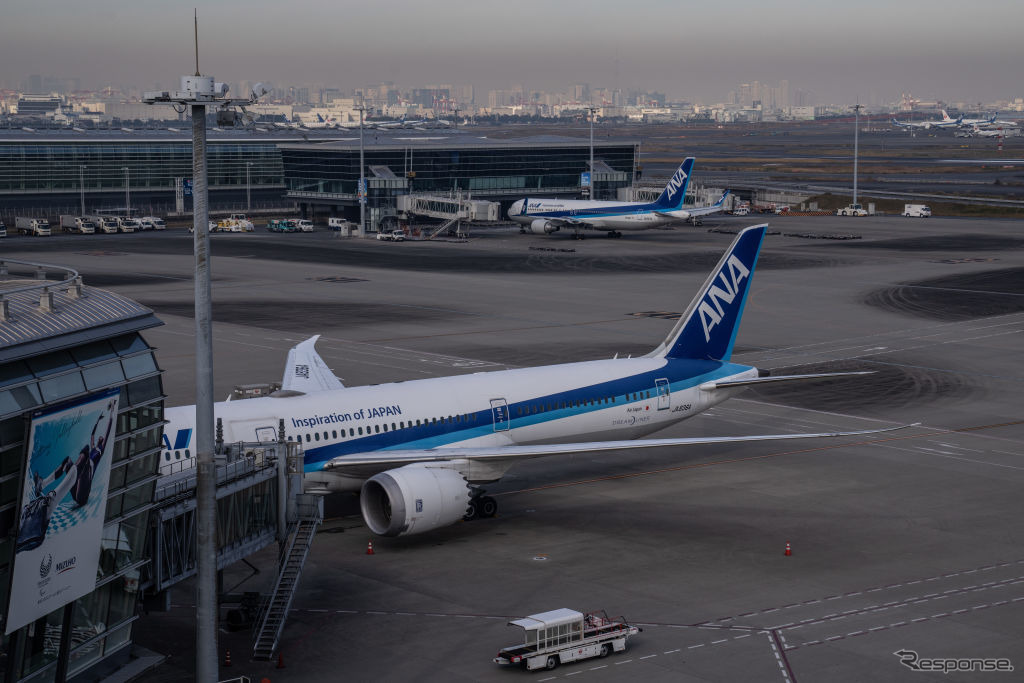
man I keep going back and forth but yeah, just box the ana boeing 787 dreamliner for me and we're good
[161,226,898,536]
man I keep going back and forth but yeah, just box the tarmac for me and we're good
[4,213,1023,681]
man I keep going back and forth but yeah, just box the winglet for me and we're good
[281,335,345,393]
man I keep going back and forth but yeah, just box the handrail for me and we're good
[0,258,80,297]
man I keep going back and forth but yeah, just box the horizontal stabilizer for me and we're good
[699,371,874,391]
[281,335,345,393]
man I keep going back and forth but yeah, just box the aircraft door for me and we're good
[490,399,510,432]
[655,378,670,410]
[255,426,278,442]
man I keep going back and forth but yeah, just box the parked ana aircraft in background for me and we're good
[956,113,997,128]
[507,158,729,238]
[891,111,962,130]
[160,226,905,537]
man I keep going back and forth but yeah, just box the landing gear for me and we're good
[606,231,622,238]
[572,229,586,240]
[463,491,498,521]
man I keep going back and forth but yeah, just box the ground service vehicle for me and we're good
[89,216,119,234]
[376,229,406,241]
[296,219,314,232]
[494,609,640,671]
[0,221,6,238]
[268,219,299,233]
[903,204,931,217]
[328,217,354,232]
[138,216,166,230]
[60,215,96,234]
[731,204,750,216]
[116,217,139,233]
[15,217,51,236]
[837,204,868,216]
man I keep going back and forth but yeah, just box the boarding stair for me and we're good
[427,215,462,239]
[251,497,322,660]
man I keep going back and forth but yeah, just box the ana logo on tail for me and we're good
[698,255,751,342]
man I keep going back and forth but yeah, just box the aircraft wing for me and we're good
[281,335,345,393]
[322,423,914,472]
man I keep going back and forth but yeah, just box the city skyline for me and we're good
[3,0,1022,105]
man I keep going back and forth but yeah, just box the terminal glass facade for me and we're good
[0,334,164,682]
[0,141,282,196]
[281,142,636,199]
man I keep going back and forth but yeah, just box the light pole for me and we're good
[246,161,253,212]
[122,166,131,216]
[356,104,367,237]
[852,103,862,206]
[79,165,86,215]
[587,106,598,198]
[142,18,265,680]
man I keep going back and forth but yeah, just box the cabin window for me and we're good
[391,422,397,431]
[305,434,311,442]
[164,453,170,461]
[432,417,437,425]
[175,451,181,459]
[314,433,320,441]
[358,427,363,435]
[185,449,190,458]
[332,430,337,439]
[374,425,380,434]
[349,428,355,437]
[611,396,616,403]
[400,421,405,429]
[646,391,651,398]
[448,415,453,423]
[383,424,388,432]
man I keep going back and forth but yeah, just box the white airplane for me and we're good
[891,110,962,130]
[160,226,906,537]
[507,158,729,238]
[956,112,998,128]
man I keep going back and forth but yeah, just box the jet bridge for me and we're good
[397,191,501,237]
[144,422,322,661]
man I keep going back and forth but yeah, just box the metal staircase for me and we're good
[427,215,461,239]
[252,496,322,660]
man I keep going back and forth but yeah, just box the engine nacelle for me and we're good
[530,219,560,234]
[359,464,472,537]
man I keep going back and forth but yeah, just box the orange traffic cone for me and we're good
[224,649,232,667]
[366,540,375,555]
[277,652,285,669]
[784,542,792,556]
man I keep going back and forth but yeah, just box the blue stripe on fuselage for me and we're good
[300,359,749,471]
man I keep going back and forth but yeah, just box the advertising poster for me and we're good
[6,388,121,635]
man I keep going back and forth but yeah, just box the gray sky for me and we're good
[3,0,1021,104]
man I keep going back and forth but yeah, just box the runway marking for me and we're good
[767,631,793,682]
[639,654,657,659]
[664,649,681,654]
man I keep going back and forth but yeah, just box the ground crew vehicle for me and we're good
[60,215,96,234]
[0,221,6,238]
[837,204,868,216]
[138,216,166,230]
[376,229,406,241]
[87,216,119,234]
[296,219,314,232]
[116,217,139,233]
[15,217,51,236]
[267,219,299,233]
[494,609,641,672]
[902,203,931,217]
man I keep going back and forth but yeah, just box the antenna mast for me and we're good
[194,9,200,76]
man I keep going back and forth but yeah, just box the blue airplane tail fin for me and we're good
[654,157,695,210]
[649,225,767,361]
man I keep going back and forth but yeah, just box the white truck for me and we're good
[116,217,139,233]
[59,215,97,234]
[903,203,931,217]
[138,216,166,230]
[93,216,120,234]
[15,217,51,236]
[296,219,315,232]
[837,204,868,217]
[494,609,641,672]
[376,229,406,242]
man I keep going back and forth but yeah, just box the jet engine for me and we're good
[530,219,560,234]
[359,464,472,537]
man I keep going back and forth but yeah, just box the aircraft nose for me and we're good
[509,200,523,217]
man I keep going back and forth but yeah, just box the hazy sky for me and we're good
[3,0,1021,104]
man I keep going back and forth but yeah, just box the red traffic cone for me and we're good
[277,652,285,669]
[784,542,792,557]
[366,540,375,555]
[224,649,232,667]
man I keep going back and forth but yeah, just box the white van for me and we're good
[903,204,931,217]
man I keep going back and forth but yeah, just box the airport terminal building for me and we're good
[0,128,638,230]
[0,263,164,682]
[280,133,638,231]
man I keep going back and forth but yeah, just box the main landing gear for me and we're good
[464,489,498,521]
[605,230,622,238]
